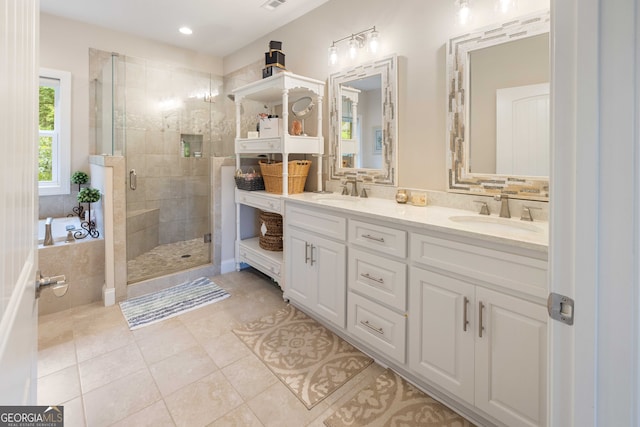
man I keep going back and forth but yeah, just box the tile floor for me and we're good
[127,238,211,284]
[37,269,387,427]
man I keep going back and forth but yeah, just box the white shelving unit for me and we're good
[233,72,325,285]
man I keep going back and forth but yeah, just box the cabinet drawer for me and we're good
[238,239,282,281]
[235,137,282,153]
[348,292,406,363]
[286,204,346,241]
[411,234,548,299]
[349,219,407,258]
[236,189,283,214]
[349,248,407,311]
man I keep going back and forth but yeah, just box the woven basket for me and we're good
[234,168,265,191]
[259,160,311,194]
[259,211,283,251]
[259,211,283,235]
[259,234,283,251]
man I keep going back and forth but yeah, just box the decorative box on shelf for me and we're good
[258,117,282,138]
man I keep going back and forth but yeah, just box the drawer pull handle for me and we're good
[360,320,384,335]
[360,272,384,284]
[478,301,485,338]
[362,234,385,243]
[304,242,310,264]
[463,296,469,332]
[309,244,316,266]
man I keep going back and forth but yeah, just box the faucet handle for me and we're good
[521,205,541,221]
[360,187,368,198]
[473,200,490,215]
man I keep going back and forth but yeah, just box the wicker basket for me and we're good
[259,211,283,251]
[259,211,283,235]
[259,160,311,194]
[234,168,265,191]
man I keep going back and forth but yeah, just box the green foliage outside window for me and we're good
[39,86,55,182]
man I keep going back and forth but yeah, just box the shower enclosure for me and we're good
[90,49,224,284]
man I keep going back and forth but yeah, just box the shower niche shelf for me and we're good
[180,133,203,158]
[232,72,325,286]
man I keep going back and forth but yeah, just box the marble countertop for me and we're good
[285,193,549,254]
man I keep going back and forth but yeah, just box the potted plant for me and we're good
[76,187,101,239]
[71,171,89,186]
[77,187,100,204]
[70,171,89,218]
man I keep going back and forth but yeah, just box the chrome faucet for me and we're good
[494,194,511,218]
[346,177,358,197]
[43,217,54,246]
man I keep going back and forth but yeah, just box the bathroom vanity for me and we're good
[282,193,548,427]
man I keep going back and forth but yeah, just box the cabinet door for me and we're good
[475,287,547,427]
[409,268,475,404]
[313,234,346,328]
[285,229,315,307]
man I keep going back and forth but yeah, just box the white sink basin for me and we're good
[448,215,545,235]
[311,194,361,206]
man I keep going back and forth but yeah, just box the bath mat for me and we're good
[324,368,476,427]
[233,305,373,409]
[119,277,230,330]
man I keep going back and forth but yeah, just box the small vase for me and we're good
[396,189,408,204]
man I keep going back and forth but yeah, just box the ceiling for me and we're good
[40,0,330,57]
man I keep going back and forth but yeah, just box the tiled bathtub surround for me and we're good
[38,239,105,316]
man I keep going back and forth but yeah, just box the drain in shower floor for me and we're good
[181,254,191,258]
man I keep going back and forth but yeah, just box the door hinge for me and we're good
[547,292,574,325]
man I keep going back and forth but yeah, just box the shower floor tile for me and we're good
[127,237,210,284]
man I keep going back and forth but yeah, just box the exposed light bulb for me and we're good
[348,37,358,60]
[496,0,517,14]
[328,44,338,66]
[368,29,380,53]
[179,27,193,35]
[458,0,471,25]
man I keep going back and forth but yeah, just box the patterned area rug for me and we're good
[324,369,476,427]
[120,277,230,330]
[233,305,373,409]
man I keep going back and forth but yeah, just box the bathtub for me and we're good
[38,216,105,315]
[38,216,93,245]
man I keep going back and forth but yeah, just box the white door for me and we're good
[408,268,475,405]
[285,229,315,306]
[0,0,40,405]
[475,288,547,427]
[496,83,550,177]
[313,235,346,328]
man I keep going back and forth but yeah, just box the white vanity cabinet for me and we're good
[409,235,548,427]
[233,72,325,284]
[284,204,347,329]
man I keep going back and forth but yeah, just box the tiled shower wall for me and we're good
[89,50,228,249]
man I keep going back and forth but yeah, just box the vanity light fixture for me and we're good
[328,26,381,66]
[456,0,472,25]
[179,26,193,35]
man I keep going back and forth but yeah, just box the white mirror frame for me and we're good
[446,10,550,200]
[329,54,397,185]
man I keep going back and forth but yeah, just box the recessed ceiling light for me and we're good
[179,27,193,35]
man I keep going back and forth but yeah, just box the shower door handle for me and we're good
[130,169,137,190]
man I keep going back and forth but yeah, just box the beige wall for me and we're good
[223,0,549,190]
[39,13,224,177]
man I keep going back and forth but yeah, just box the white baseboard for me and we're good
[221,258,236,274]
[102,284,116,306]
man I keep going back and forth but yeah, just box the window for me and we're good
[39,68,71,196]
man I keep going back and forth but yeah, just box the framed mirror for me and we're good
[329,55,397,185]
[447,10,550,200]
